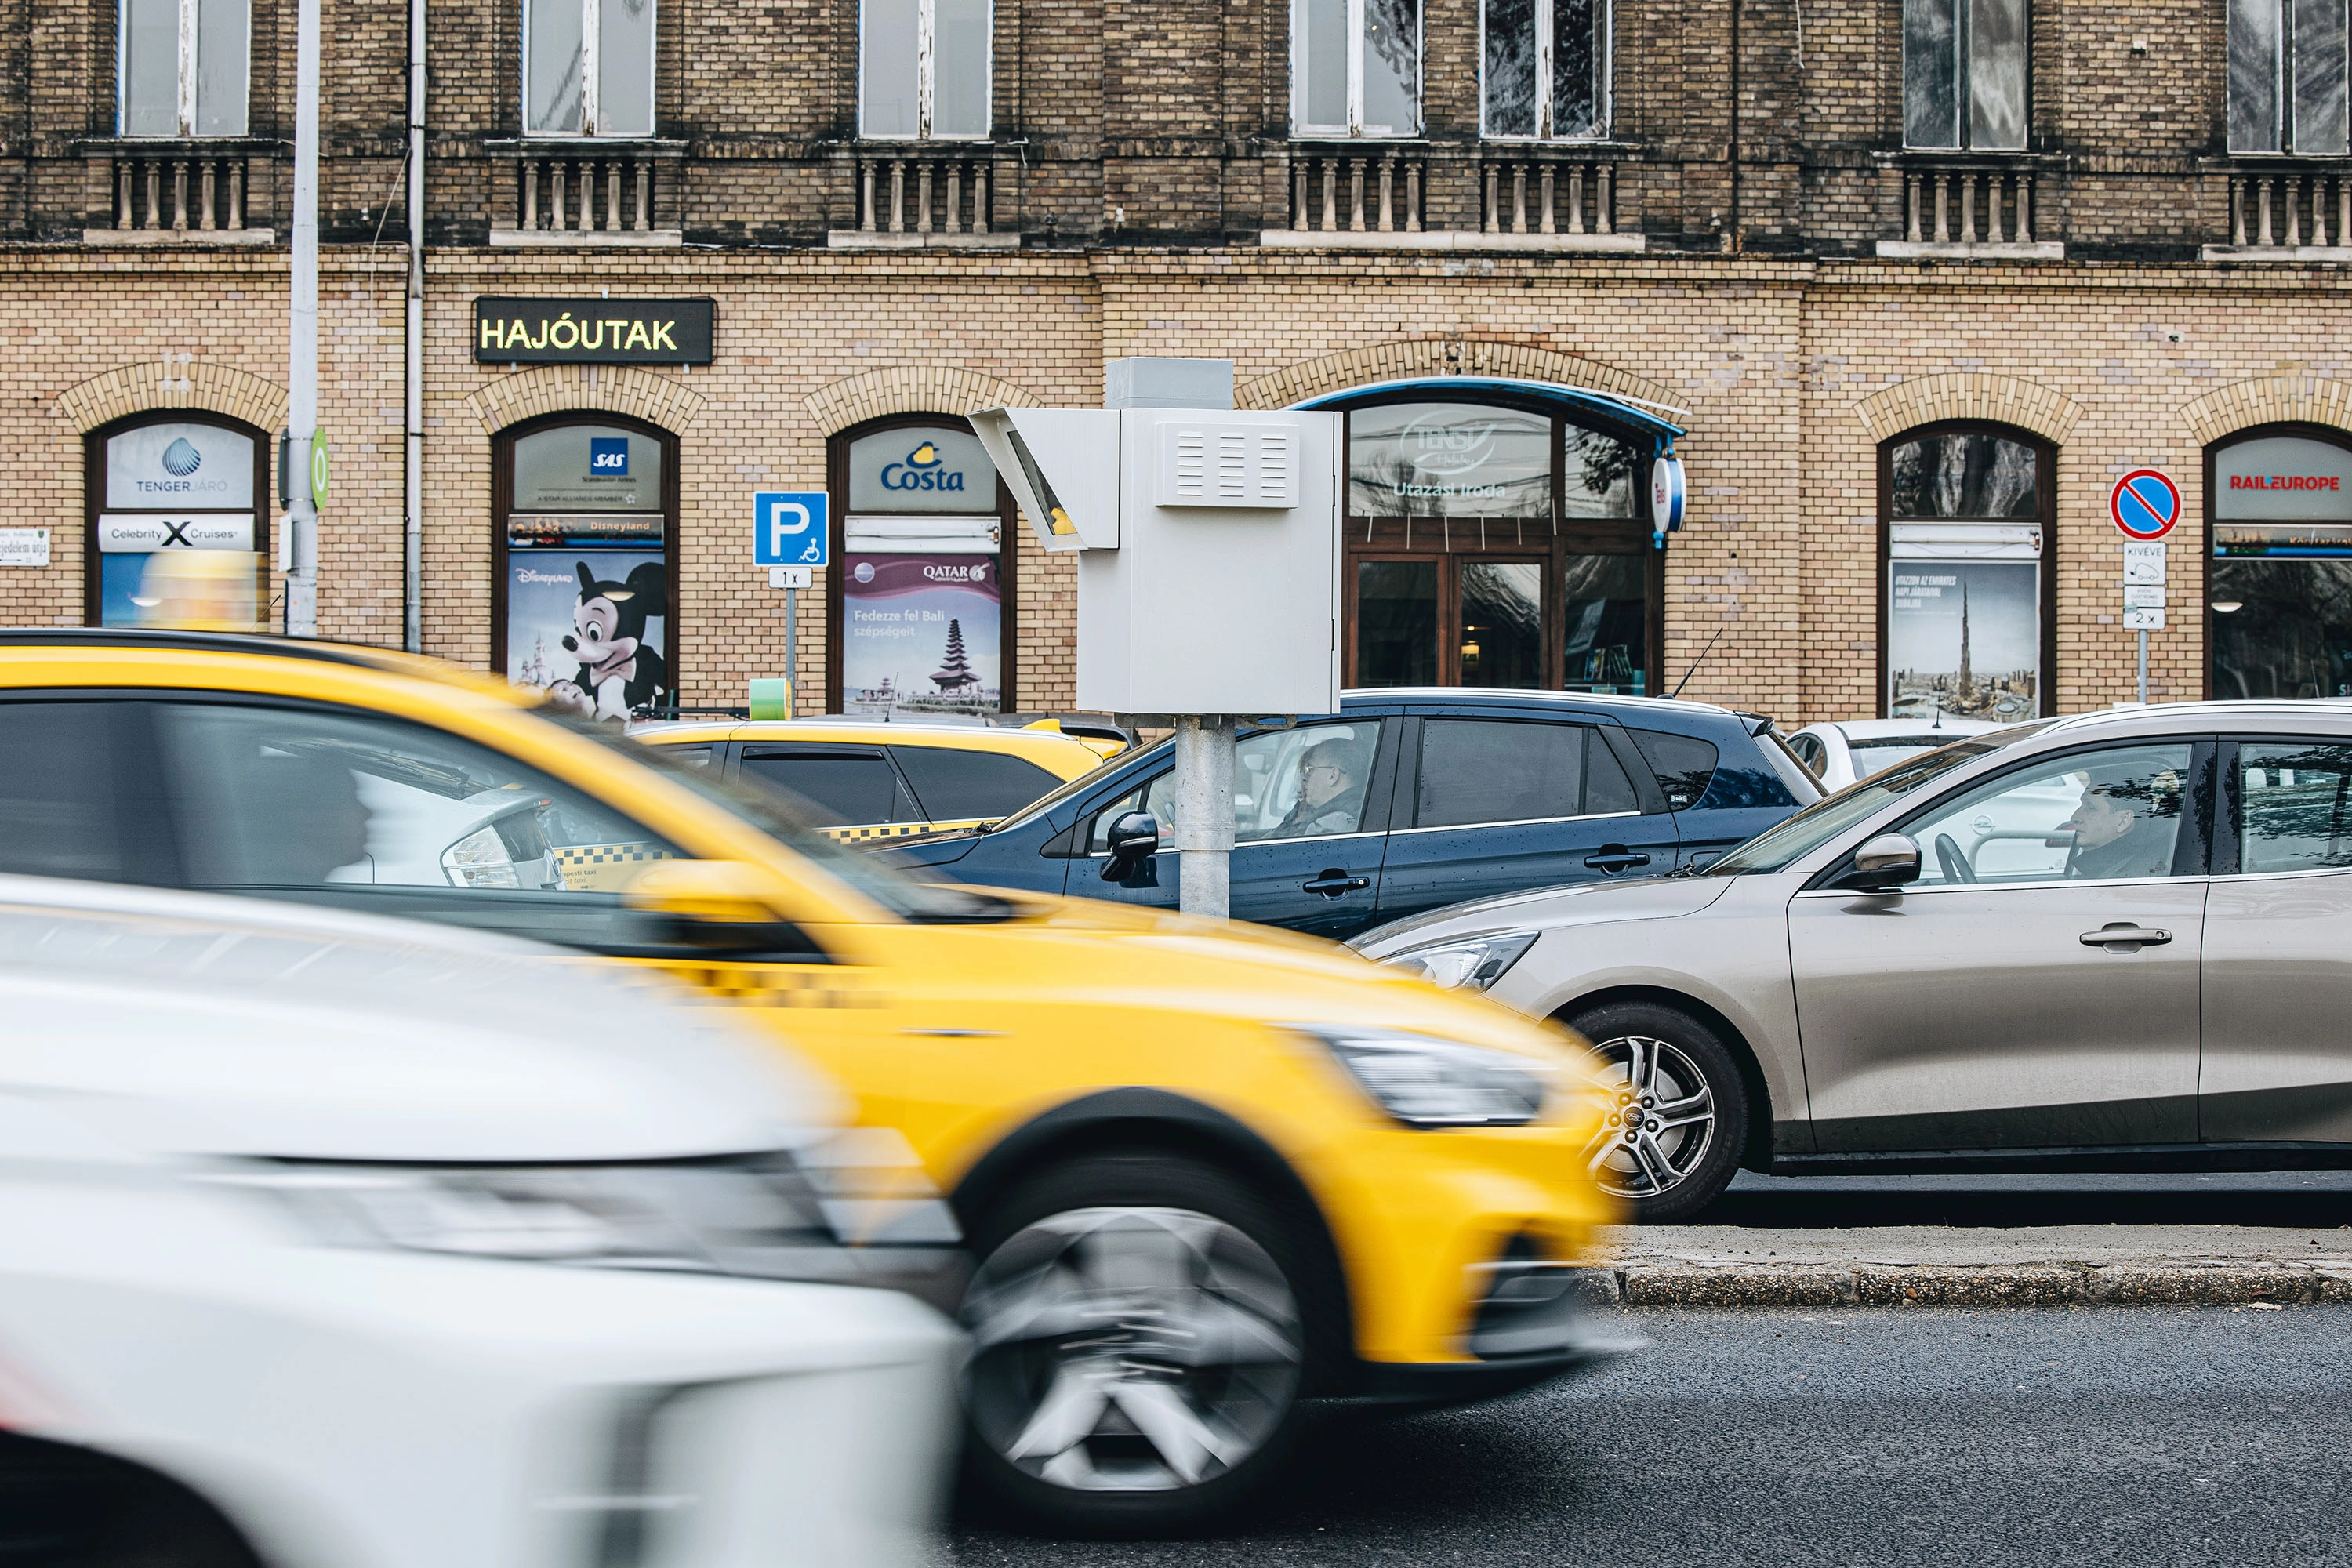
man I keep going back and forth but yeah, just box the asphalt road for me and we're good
[952,1304,2352,1567]
[1700,1168,2352,1228]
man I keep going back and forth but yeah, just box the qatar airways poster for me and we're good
[841,553,1003,718]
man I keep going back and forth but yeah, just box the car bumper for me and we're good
[0,1182,960,1568]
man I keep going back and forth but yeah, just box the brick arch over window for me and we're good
[465,365,706,437]
[1853,373,2083,447]
[58,361,288,437]
[2181,376,2352,447]
[1236,340,1676,412]
[804,367,1044,437]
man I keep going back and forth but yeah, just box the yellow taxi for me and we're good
[633,717,1109,844]
[0,630,1617,1534]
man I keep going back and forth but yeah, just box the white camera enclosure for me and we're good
[967,408,1120,553]
[1079,408,1341,715]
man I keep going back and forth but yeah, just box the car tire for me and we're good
[1565,1001,1750,1225]
[957,1154,1310,1537]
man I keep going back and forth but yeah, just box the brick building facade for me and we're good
[6,0,2352,720]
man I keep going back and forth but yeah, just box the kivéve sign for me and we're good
[474,297,715,365]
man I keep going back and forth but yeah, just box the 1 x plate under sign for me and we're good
[768,566,813,589]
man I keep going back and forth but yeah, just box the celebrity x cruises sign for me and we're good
[474,297,715,365]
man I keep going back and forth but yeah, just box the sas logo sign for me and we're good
[589,437,630,476]
[879,441,969,495]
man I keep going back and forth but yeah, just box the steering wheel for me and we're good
[1934,833,1976,885]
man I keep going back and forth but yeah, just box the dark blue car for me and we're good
[874,691,1824,940]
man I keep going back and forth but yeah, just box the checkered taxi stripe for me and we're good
[822,818,991,843]
[555,843,673,893]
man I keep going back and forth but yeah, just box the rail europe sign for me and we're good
[474,297,715,365]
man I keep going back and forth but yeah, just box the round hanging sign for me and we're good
[2110,468,2180,540]
[1650,456,1688,532]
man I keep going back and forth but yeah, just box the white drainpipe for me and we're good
[403,0,425,653]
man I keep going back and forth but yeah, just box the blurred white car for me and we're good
[1785,716,1998,791]
[0,876,957,1568]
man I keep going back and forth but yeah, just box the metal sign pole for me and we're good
[2139,628,2149,706]
[785,585,797,716]
[1174,715,1236,918]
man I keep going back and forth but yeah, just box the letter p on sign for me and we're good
[753,491,829,568]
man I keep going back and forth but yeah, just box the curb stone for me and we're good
[1584,1261,2352,1308]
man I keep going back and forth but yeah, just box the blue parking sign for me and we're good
[753,491,829,567]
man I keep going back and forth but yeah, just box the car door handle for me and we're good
[1584,848,1651,873]
[2078,924,2172,949]
[1302,870,1371,898]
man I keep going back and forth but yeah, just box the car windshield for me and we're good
[1707,724,2049,875]
[543,711,1014,923]
[991,735,1175,835]
[1845,737,1948,778]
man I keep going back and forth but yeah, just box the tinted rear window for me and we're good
[738,749,910,827]
[0,701,137,882]
[1629,729,1719,811]
[890,746,1065,821]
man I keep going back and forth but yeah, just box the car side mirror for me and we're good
[1836,833,1921,892]
[1101,811,1161,881]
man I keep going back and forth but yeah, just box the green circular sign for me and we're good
[310,431,330,506]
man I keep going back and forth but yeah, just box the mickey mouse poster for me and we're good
[507,551,670,721]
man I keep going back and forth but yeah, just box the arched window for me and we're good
[492,414,677,721]
[85,412,270,630]
[2206,425,2352,700]
[1332,387,1659,693]
[1878,423,2053,720]
[826,416,1017,717]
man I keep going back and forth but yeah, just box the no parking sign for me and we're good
[2110,469,2180,541]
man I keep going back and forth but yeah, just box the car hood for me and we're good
[0,877,840,1165]
[824,888,1583,1064]
[1348,873,1738,959]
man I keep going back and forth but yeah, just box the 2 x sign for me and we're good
[474,297,716,365]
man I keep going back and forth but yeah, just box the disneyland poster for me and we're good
[507,550,670,722]
[842,553,1003,718]
[1887,560,2038,723]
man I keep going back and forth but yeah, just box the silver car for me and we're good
[1353,700,2352,1220]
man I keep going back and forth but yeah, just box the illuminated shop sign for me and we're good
[474,297,715,365]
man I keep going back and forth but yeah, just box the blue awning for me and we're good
[1287,376,1686,450]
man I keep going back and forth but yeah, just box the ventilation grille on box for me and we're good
[1156,424,1299,509]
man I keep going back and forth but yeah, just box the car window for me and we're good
[1901,743,2194,886]
[2238,741,2352,873]
[660,742,714,768]
[1709,737,2018,875]
[1628,729,1719,811]
[1414,719,1595,828]
[890,746,1065,821]
[1846,738,1944,778]
[737,747,914,827]
[0,701,140,883]
[1787,732,1825,772]
[1085,721,1385,850]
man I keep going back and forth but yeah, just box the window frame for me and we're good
[1875,419,2058,720]
[2227,0,2350,154]
[1900,0,2031,151]
[118,0,249,139]
[489,411,681,713]
[521,0,659,140]
[2203,421,2352,701]
[858,0,994,141]
[824,412,1020,717]
[1334,387,1663,693]
[1478,0,1613,140]
[84,411,272,631]
[1290,0,1425,139]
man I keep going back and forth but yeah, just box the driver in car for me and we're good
[2056,768,2175,880]
[1274,739,1364,838]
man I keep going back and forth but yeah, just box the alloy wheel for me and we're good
[960,1206,1301,1494]
[1581,1034,1718,1200]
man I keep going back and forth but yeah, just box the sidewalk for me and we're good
[1591,1223,2352,1306]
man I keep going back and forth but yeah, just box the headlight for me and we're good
[1296,1025,1556,1127]
[1378,931,1539,992]
[218,1137,961,1288]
